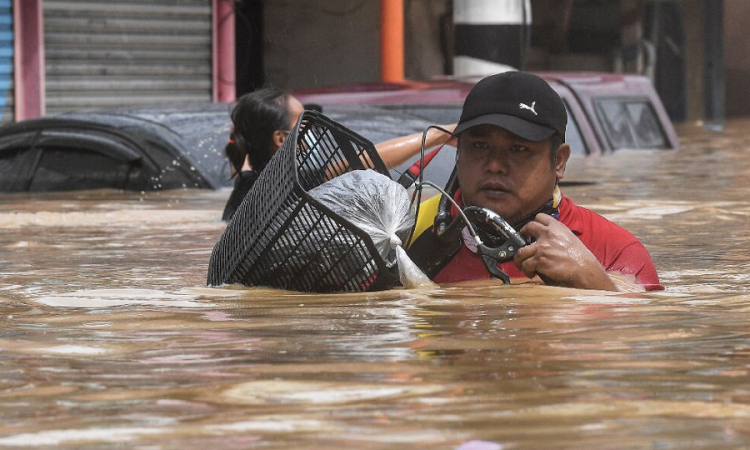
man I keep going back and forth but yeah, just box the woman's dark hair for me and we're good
[225,88,292,173]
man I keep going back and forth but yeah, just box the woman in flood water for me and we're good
[222,89,302,221]
[222,88,455,221]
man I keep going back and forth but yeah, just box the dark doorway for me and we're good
[235,0,265,97]
[646,1,688,123]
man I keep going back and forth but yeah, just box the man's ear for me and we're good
[555,143,571,181]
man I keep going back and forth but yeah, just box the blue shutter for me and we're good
[0,0,13,124]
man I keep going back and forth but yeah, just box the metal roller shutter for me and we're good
[44,0,212,114]
[0,0,13,123]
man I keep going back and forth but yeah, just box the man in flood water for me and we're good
[407,71,662,291]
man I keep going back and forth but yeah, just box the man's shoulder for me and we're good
[560,196,640,245]
[560,196,661,290]
[560,195,656,272]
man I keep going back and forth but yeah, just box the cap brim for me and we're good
[453,114,557,142]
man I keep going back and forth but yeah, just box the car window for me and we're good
[595,98,668,149]
[30,147,141,191]
[0,147,38,191]
[0,130,151,192]
[0,145,140,192]
[563,101,586,156]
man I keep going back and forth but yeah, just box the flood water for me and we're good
[1,121,750,449]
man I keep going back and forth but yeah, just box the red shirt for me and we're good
[434,195,663,290]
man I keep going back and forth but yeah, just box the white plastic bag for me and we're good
[311,170,411,258]
[309,169,434,289]
[396,246,437,289]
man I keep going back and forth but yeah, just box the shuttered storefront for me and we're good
[44,0,212,114]
[0,0,13,123]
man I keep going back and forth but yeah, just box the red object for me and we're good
[398,145,444,187]
[13,0,45,120]
[380,0,404,82]
[433,195,663,291]
[212,0,236,103]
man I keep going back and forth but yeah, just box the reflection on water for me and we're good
[1,122,750,448]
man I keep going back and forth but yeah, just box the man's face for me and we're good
[456,125,569,223]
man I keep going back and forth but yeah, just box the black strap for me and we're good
[407,224,463,279]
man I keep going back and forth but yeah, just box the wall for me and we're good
[404,0,451,79]
[262,0,450,90]
[682,0,705,122]
[724,0,750,117]
[263,1,380,90]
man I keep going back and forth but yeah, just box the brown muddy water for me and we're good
[1,121,749,449]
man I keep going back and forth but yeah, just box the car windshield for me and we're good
[595,98,668,149]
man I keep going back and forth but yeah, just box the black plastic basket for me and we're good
[207,110,400,293]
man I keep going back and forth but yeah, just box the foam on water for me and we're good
[207,418,331,433]
[0,427,164,446]
[43,345,109,355]
[37,289,214,308]
[568,294,651,305]
[220,380,445,405]
[0,210,221,229]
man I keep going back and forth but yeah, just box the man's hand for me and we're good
[514,214,616,291]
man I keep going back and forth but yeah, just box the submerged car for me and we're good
[294,72,680,157]
[0,72,677,192]
[0,104,438,192]
[0,104,233,192]
[294,72,679,190]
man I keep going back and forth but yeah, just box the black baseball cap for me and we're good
[453,71,567,142]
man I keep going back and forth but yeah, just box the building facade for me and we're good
[5,0,750,125]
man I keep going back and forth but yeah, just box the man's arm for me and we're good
[513,213,617,291]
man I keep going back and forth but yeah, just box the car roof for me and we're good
[294,72,655,104]
[63,104,234,188]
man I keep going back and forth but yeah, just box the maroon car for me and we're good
[0,73,676,192]
[295,72,679,157]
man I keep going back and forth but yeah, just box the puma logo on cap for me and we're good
[519,101,537,116]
